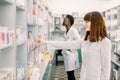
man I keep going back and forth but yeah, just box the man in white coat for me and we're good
[62,15,81,80]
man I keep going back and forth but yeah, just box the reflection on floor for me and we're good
[54,61,80,80]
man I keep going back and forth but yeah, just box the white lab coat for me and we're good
[62,27,80,71]
[47,37,111,80]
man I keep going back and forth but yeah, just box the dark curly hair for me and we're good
[66,15,74,26]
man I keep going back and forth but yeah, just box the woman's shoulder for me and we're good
[101,37,111,46]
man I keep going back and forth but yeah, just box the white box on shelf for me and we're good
[0,26,14,49]
[38,18,44,26]
[21,26,27,41]
[30,67,40,80]
[16,26,27,45]
[33,15,37,25]
[32,67,40,75]
[27,13,37,25]
[17,64,25,80]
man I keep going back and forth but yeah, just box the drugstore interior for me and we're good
[0,0,120,80]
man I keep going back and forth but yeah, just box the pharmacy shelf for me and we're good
[102,5,120,80]
[39,60,49,80]
[112,60,120,67]
[16,0,28,80]
[28,46,37,54]
[0,0,14,4]
[0,0,53,79]
[16,5,25,11]
[41,51,55,80]
[111,40,120,42]
[0,44,13,50]
[114,52,120,57]
[42,62,51,80]
[17,41,26,46]
[27,2,38,79]
[28,23,37,26]
[0,0,16,79]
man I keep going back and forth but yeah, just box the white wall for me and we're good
[47,0,120,15]
[100,0,120,12]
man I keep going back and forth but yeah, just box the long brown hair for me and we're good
[84,11,108,42]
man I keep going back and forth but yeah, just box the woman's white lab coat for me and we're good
[61,27,80,71]
[46,37,111,80]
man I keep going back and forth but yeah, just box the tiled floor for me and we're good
[54,61,80,80]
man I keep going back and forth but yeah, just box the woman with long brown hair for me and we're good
[46,11,111,80]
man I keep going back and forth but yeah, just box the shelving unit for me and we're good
[0,44,13,50]
[16,0,25,10]
[16,5,25,11]
[112,59,120,67]
[0,0,54,80]
[16,0,28,79]
[0,0,16,80]
[27,0,54,80]
[17,41,26,46]
[114,52,120,57]
[0,0,14,4]
[102,5,120,80]
[27,0,39,79]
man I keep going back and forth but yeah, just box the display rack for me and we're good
[112,59,120,67]
[27,0,41,79]
[42,51,56,80]
[27,0,54,80]
[0,0,14,4]
[102,5,120,80]
[16,0,28,80]
[0,0,54,80]
[0,0,16,80]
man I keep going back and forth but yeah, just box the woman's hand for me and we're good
[35,38,46,45]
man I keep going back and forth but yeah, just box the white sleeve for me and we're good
[72,29,81,40]
[100,39,111,80]
[46,40,82,50]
